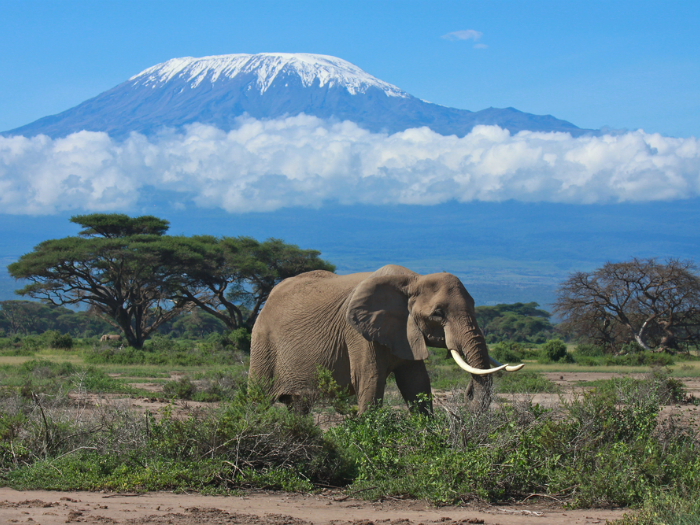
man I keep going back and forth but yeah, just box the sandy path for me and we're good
[0,488,629,525]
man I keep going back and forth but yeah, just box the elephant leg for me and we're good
[279,394,314,415]
[394,360,433,414]
[354,373,387,414]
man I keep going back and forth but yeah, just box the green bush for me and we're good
[46,330,73,349]
[162,376,197,400]
[228,327,252,353]
[540,339,570,362]
[490,341,524,363]
[329,372,700,507]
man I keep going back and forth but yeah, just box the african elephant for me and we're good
[100,334,122,342]
[249,265,522,414]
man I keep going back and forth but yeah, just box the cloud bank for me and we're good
[1,115,699,214]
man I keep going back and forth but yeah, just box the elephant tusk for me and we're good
[450,350,507,375]
[489,355,525,372]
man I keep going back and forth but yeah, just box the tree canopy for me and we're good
[475,302,554,344]
[8,214,191,348]
[7,214,335,347]
[170,236,335,330]
[555,258,700,353]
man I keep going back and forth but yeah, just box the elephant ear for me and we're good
[346,274,428,361]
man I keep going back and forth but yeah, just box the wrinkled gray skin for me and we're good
[249,265,492,414]
[100,334,122,342]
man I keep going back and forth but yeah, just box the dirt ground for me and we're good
[0,488,630,525]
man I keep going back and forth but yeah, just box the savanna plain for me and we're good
[2,332,700,525]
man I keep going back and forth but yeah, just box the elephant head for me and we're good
[346,267,522,411]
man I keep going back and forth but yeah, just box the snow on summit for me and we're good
[129,53,409,97]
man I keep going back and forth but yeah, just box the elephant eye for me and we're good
[430,308,445,320]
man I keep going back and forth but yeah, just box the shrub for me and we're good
[490,341,524,363]
[540,339,569,362]
[162,376,197,400]
[46,330,73,349]
[228,327,252,353]
[620,341,645,354]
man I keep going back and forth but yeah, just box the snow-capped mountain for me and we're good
[131,53,409,98]
[4,53,590,139]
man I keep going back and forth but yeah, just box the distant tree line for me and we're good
[475,302,555,344]
[7,214,335,348]
[0,300,112,337]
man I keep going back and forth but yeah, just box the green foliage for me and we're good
[475,302,554,344]
[575,343,604,357]
[612,492,700,525]
[83,336,246,367]
[572,349,676,367]
[314,367,355,415]
[189,368,248,402]
[424,347,473,390]
[0,300,111,337]
[1,381,351,492]
[45,330,73,349]
[540,339,569,362]
[329,371,700,507]
[1,368,698,508]
[162,377,197,400]
[7,214,335,348]
[71,213,169,238]
[158,310,227,339]
[172,235,335,331]
[7,215,191,349]
[228,327,252,353]
[490,340,525,363]
[0,359,130,397]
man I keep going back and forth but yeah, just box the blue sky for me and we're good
[2,0,699,137]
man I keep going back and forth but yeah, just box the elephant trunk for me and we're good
[465,375,493,413]
[446,323,494,411]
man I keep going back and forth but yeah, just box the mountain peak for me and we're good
[129,53,410,98]
[3,52,591,139]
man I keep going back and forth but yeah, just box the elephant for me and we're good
[249,264,523,414]
[100,334,122,342]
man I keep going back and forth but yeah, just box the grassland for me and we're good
[1,339,700,525]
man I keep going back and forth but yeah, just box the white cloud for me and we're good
[1,116,699,214]
[442,29,483,42]
[473,43,488,49]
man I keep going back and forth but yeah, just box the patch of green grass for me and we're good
[95,366,173,378]
[0,359,134,396]
[83,341,247,367]
[495,370,558,393]
[611,492,700,524]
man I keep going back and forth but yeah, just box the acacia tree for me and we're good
[555,258,700,352]
[7,214,192,348]
[171,236,335,330]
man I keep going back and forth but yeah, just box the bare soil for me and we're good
[0,488,630,525]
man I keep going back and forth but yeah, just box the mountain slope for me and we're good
[4,53,591,139]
